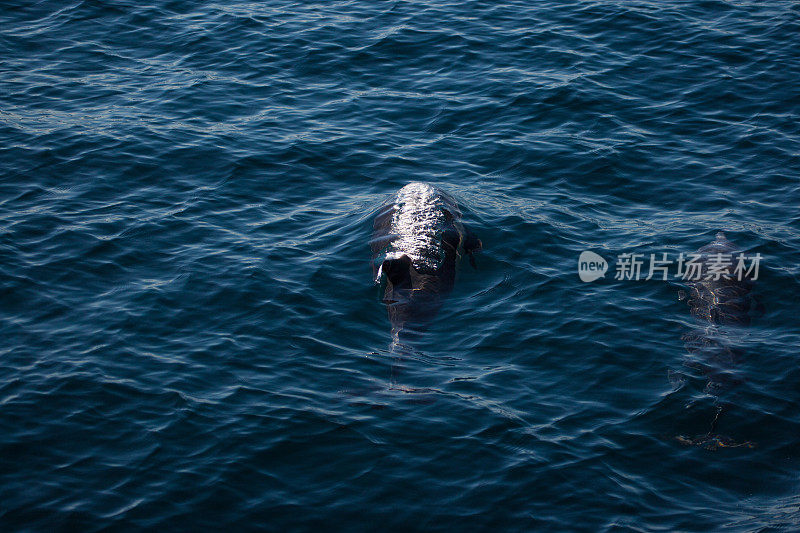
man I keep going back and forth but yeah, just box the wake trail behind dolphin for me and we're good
[338,338,437,407]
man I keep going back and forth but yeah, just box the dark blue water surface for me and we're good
[2,0,800,530]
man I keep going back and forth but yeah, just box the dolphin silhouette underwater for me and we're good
[675,231,760,449]
[371,182,481,342]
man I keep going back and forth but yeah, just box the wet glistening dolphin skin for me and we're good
[677,231,758,449]
[371,182,481,340]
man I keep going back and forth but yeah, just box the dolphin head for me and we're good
[379,254,444,337]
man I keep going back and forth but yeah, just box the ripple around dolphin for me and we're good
[2,0,800,530]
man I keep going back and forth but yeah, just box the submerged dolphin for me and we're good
[371,182,481,340]
[677,231,758,449]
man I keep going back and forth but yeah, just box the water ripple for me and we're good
[2,0,799,529]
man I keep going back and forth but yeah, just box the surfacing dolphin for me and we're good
[676,231,759,449]
[371,182,482,342]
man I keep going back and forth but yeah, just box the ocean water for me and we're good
[1,0,799,530]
